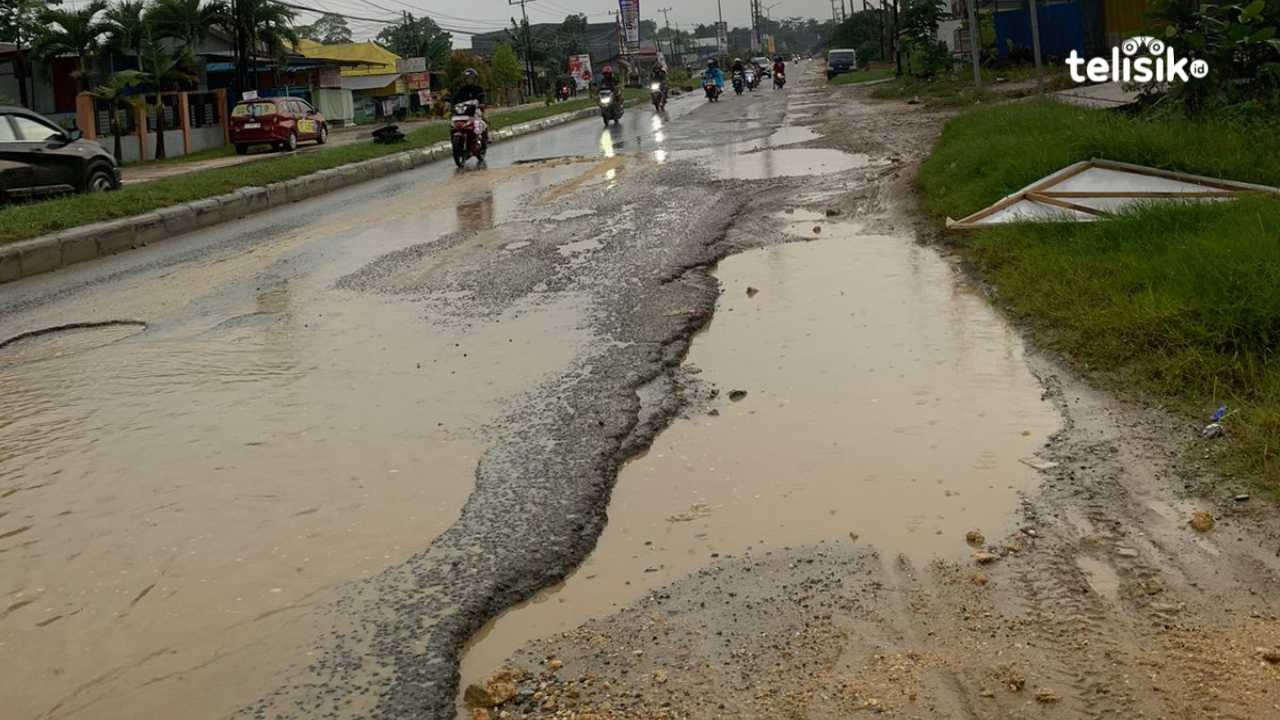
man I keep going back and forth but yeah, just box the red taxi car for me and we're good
[229,97,329,155]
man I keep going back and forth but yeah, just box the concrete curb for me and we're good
[0,106,601,286]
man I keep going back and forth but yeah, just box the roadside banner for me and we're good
[569,54,593,89]
[618,0,640,50]
[396,57,426,74]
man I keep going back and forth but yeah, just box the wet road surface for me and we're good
[2,67,1065,720]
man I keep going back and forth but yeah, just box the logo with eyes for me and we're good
[1121,35,1166,57]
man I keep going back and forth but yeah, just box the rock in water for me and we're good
[746,286,760,298]
[1190,512,1215,532]
[729,390,748,402]
[966,529,985,546]
[464,671,518,708]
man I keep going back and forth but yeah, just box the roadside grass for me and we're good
[919,99,1280,489]
[0,91,642,246]
[871,65,1071,107]
[830,67,896,85]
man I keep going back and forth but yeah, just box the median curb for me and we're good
[0,105,601,286]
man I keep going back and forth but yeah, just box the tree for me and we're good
[148,0,228,50]
[552,13,588,61]
[639,19,657,40]
[0,0,48,107]
[490,43,521,103]
[103,0,148,67]
[376,13,451,71]
[899,0,949,78]
[32,0,108,92]
[137,33,197,159]
[87,69,143,162]
[223,0,298,92]
[446,51,490,95]
[297,12,351,44]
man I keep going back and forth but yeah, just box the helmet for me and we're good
[707,58,718,67]
[602,65,614,75]
[775,55,783,61]
[733,57,741,64]
[462,68,478,81]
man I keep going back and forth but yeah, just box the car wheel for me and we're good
[86,167,116,193]
[283,132,298,152]
[316,125,328,145]
[235,144,248,155]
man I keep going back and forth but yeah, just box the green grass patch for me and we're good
[0,91,642,246]
[919,99,1280,488]
[830,67,896,85]
[871,65,1071,107]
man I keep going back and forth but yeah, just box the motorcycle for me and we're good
[450,100,487,168]
[732,70,745,96]
[774,71,786,89]
[704,80,721,102]
[650,81,668,112]
[745,69,757,91]
[599,88,623,125]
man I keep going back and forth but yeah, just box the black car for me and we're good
[0,106,121,202]
[826,49,858,79]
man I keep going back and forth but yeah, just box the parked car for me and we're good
[0,105,120,202]
[229,97,328,155]
[826,48,858,79]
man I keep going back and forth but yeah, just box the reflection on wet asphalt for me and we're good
[459,226,1062,685]
[0,126,629,720]
[2,72,1063,720]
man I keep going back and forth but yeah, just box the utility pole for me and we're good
[717,0,726,61]
[830,0,839,24]
[965,0,981,88]
[892,0,901,76]
[1028,0,1044,94]
[841,0,849,20]
[509,0,537,97]
[659,7,673,61]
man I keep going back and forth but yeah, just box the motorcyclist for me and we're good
[600,65,624,108]
[449,68,489,145]
[731,57,746,76]
[773,55,786,77]
[703,59,724,92]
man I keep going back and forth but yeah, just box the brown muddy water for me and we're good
[0,161,605,720]
[459,222,1063,699]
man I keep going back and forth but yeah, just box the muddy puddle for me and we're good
[459,224,1062,703]
[715,148,878,180]
[0,159,605,720]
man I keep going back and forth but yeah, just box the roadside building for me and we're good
[994,0,1158,59]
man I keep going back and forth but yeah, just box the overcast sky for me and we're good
[58,0,842,46]
[292,0,841,46]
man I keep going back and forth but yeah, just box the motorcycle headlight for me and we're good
[650,83,661,91]
[599,98,611,107]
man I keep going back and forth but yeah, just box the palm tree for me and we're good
[223,0,297,92]
[137,34,197,160]
[147,0,227,50]
[103,0,149,69]
[87,70,143,162]
[32,0,109,92]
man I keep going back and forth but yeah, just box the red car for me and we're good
[229,97,328,155]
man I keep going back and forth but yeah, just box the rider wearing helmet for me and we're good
[731,57,746,74]
[600,65,624,107]
[773,55,786,77]
[704,58,725,89]
[450,67,489,145]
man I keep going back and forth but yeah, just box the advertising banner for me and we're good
[568,54,594,90]
[618,0,640,49]
[404,72,429,90]
[396,57,426,74]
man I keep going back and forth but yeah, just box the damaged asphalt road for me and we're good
[1,72,867,720]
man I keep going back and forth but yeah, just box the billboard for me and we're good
[396,57,426,73]
[618,0,640,49]
[568,54,593,90]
